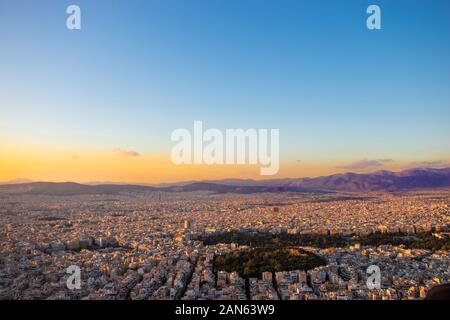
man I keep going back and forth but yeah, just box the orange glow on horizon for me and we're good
[0,142,448,184]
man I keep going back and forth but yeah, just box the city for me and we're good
[1,188,449,300]
[1,0,450,310]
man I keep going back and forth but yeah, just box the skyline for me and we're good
[1,0,450,183]
[1,157,449,185]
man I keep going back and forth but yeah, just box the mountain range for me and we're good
[1,168,450,195]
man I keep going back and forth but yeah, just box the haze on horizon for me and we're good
[1,0,450,184]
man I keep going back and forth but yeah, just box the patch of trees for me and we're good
[214,248,326,279]
[200,231,450,251]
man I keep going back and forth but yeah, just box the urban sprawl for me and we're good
[1,190,450,300]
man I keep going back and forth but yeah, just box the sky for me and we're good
[1,0,450,183]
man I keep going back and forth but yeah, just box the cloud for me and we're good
[72,155,81,160]
[409,160,446,168]
[337,158,393,170]
[112,148,141,157]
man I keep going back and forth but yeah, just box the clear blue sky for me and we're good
[1,0,450,162]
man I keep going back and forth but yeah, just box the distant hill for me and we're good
[160,182,319,194]
[1,168,449,195]
[0,182,157,196]
[0,181,318,196]
[287,168,450,192]
[0,178,33,185]
[195,168,450,192]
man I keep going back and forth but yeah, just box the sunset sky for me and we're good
[1,0,450,183]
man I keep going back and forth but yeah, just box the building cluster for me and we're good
[249,275,279,300]
[0,189,449,300]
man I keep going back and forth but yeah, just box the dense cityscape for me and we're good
[1,189,449,300]
[2,0,450,306]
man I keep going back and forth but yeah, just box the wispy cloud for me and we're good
[409,160,446,168]
[337,158,393,170]
[112,148,141,157]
